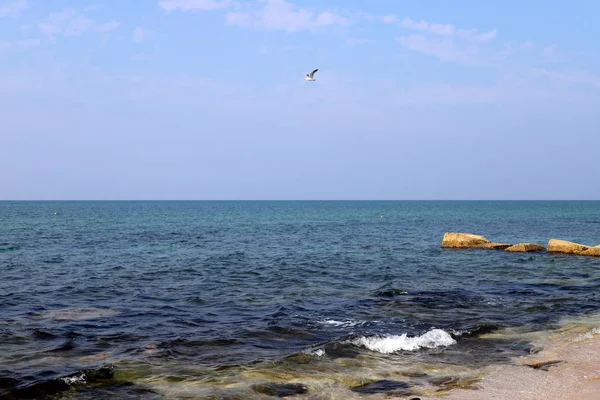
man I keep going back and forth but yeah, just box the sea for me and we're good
[1,201,600,399]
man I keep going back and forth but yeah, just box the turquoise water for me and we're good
[1,201,600,398]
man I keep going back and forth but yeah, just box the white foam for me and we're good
[349,328,456,353]
[310,349,326,357]
[301,347,326,357]
[62,374,86,385]
[576,327,600,341]
[321,319,363,328]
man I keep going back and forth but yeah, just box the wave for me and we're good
[348,328,456,353]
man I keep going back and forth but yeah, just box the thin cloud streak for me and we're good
[158,0,233,12]
[0,0,28,18]
[226,0,350,32]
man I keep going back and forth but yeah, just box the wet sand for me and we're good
[420,316,600,400]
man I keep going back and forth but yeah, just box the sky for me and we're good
[1,0,599,200]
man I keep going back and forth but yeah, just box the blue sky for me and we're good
[1,0,599,200]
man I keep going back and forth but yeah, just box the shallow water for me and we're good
[1,201,600,398]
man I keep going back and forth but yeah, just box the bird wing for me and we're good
[309,69,318,78]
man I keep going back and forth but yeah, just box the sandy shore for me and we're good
[418,315,600,400]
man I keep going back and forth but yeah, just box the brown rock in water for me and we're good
[441,232,491,248]
[547,239,589,255]
[525,360,564,371]
[486,243,512,250]
[581,246,600,257]
[505,243,546,253]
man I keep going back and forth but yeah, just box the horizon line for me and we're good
[1,199,599,202]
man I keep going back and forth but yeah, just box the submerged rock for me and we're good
[428,375,460,388]
[505,243,546,252]
[547,239,589,255]
[0,377,18,389]
[441,232,492,249]
[251,382,308,397]
[7,366,114,399]
[427,375,481,392]
[350,380,412,395]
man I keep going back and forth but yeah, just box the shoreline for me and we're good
[418,314,600,400]
[131,317,600,399]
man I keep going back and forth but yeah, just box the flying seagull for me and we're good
[305,69,318,81]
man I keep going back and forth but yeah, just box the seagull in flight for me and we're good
[305,69,318,82]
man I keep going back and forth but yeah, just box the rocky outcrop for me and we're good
[441,233,511,250]
[547,239,590,255]
[581,246,600,258]
[441,232,491,248]
[441,234,600,258]
[505,243,546,252]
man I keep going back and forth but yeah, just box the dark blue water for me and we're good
[1,201,600,399]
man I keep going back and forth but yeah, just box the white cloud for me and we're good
[493,40,542,62]
[380,14,398,24]
[15,37,40,50]
[396,34,481,65]
[226,0,350,32]
[0,0,28,18]
[38,9,77,35]
[0,37,40,52]
[133,27,148,42]
[158,0,232,12]
[521,41,534,50]
[526,68,600,89]
[64,16,94,36]
[95,21,120,32]
[38,8,119,37]
[399,17,497,43]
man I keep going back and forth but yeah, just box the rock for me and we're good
[350,380,413,395]
[252,382,308,397]
[505,243,546,252]
[428,376,460,388]
[525,360,564,371]
[8,366,115,399]
[547,239,589,255]
[486,243,512,250]
[441,232,491,248]
[581,246,600,257]
[0,377,18,389]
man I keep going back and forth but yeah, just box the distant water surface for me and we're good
[1,201,600,399]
